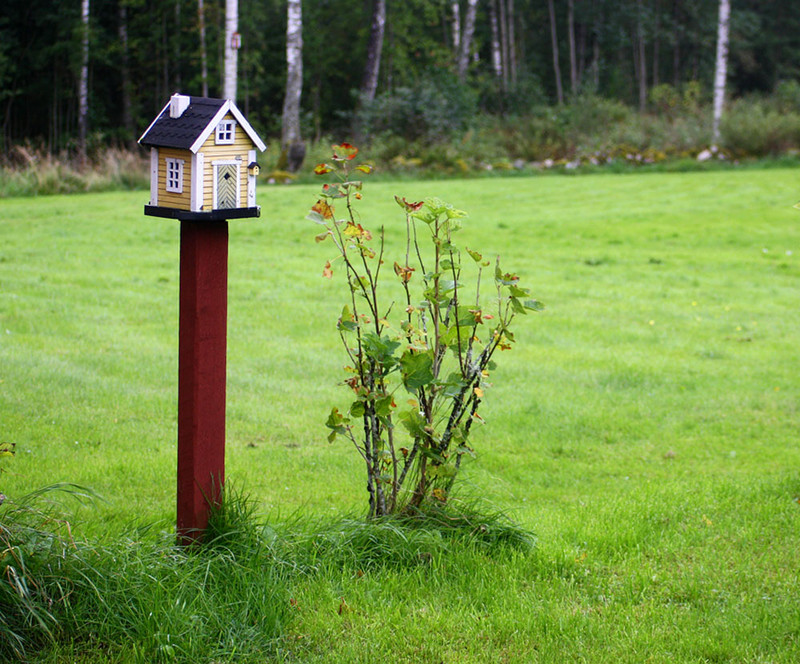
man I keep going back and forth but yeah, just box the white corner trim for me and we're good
[150,148,159,205]
[191,152,205,211]
[247,149,257,207]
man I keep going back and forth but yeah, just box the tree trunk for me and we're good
[498,0,509,91]
[451,1,461,52]
[490,0,503,80]
[360,0,386,103]
[711,0,730,145]
[78,0,89,167]
[592,0,601,90]
[672,0,681,87]
[547,0,564,104]
[567,0,577,93]
[281,0,304,172]
[636,0,647,112]
[507,0,517,84]
[652,0,660,87]
[457,0,478,81]
[198,0,209,96]
[223,0,238,100]
[118,3,133,144]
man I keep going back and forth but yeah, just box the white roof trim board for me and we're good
[189,100,267,154]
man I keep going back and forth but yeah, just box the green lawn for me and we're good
[1,169,799,662]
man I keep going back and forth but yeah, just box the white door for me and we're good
[214,162,239,209]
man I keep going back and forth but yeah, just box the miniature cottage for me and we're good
[139,94,266,220]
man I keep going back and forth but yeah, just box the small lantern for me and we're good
[248,161,260,176]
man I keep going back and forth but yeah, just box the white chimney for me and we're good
[169,94,191,118]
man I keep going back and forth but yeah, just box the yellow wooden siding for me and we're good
[157,147,192,210]
[199,115,254,209]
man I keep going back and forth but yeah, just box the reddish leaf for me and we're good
[332,143,359,161]
[311,199,334,220]
[323,261,333,279]
[314,163,334,175]
[394,196,424,212]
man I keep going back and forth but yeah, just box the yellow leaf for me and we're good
[474,387,484,398]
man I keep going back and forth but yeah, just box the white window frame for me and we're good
[165,158,184,193]
[215,120,236,145]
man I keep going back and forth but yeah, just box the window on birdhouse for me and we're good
[165,158,184,193]
[215,120,236,145]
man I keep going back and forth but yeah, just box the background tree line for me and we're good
[1,0,799,159]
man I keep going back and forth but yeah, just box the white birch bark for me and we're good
[223,0,238,101]
[451,1,461,52]
[360,0,385,102]
[78,0,89,165]
[490,0,502,80]
[457,0,478,81]
[281,0,303,162]
[198,0,209,97]
[711,0,731,145]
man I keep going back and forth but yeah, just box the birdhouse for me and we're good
[139,94,267,221]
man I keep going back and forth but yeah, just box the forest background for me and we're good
[2,0,800,182]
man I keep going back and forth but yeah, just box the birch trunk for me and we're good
[547,0,564,104]
[498,0,509,90]
[78,0,89,166]
[711,0,730,145]
[457,0,478,81]
[281,0,304,172]
[223,0,238,100]
[360,0,386,102]
[451,1,461,52]
[490,0,503,80]
[198,0,208,96]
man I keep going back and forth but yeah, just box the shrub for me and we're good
[721,97,800,156]
[357,71,477,142]
[309,144,543,517]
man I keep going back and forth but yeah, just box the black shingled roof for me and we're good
[139,97,226,150]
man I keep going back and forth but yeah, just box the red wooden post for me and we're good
[176,220,229,542]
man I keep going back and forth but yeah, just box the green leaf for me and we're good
[349,400,365,418]
[466,247,483,263]
[398,408,427,438]
[524,299,545,312]
[400,350,435,390]
[510,297,526,314]
[375,394,394,418]
[337,305,358,332]
[508,284,529,297]
[306,211,326,224]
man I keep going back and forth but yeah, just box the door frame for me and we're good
[212,160,241,210]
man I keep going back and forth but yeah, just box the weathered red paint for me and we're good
[176,220,229,542]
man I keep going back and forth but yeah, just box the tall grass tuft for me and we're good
[280,498,535,574]
[0,145,148,197]
[0,484,290,662]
